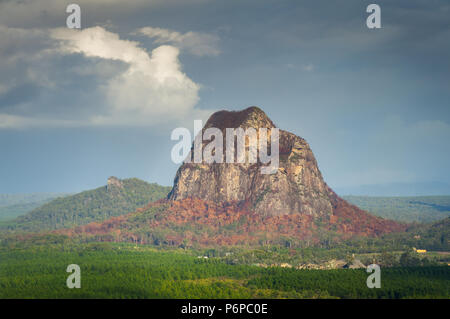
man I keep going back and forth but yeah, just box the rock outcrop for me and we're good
[107,176,123,190]
[164,106,406,240]
[169,106,333,217]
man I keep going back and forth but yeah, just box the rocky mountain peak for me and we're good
[167,106,405,238]
[203,106,276,132]
[61,107,406,246]
[169,107,332,217]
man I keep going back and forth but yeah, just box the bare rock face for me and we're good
[169,106,334,217]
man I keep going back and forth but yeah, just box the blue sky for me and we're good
[0,0,449,193]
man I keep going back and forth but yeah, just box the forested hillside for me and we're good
[0,193,68,222]
[401,217,450,251]
[3,178,171,232]
[343,195,450,223]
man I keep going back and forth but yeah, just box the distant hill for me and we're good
[0,193,69,222]
[4,177,171,232]
[0,193,66,207]
[343,195,450,223]
[335,182,450,197]
[423,217,450,250]
[397,217,450,251]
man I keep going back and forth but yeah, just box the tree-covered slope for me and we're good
[4,177,171,232]
[0,193,69,222]
[343,195,450,223]
[404,217,450,251]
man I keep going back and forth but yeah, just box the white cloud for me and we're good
[52,26,208,126]
[138,27,220,56]
[0,26,213,129]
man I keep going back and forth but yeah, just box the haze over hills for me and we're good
[335,182,450,197]
[4,177,171,232]
[0,193,70,222]
[343,196,450,223]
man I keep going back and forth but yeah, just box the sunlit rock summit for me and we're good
[169,106,333,217]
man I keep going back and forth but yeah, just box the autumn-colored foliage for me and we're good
[57,194,406,247]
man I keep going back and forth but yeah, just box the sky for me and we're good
[0,0,449,194]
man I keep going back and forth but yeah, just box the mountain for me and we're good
[169,106,332,217]
[0,193,69,222]
[335,182,450,197]
[343,195,450,223]
[4,177,171,232]
[58,107,406,247]
[168,107,403,232]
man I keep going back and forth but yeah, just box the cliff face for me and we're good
[169,106,333,218]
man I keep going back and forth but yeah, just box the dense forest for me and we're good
[0,188,447,300]
[344,195,450,223]
[2,178,171,232]
[0,244,448,299]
